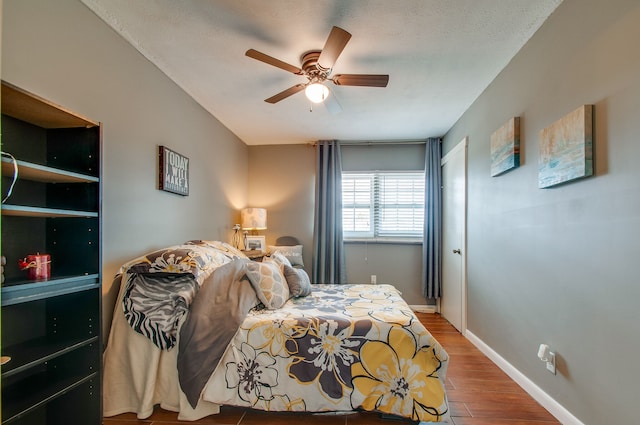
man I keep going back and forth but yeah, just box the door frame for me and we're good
[439,137,468,334]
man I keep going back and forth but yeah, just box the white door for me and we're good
[440,138,467,333]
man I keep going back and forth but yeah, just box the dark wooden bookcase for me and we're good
[1,81,102,424]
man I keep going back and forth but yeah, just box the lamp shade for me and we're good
[241,208,267,230]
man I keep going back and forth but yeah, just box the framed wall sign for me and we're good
[158,145,189,196]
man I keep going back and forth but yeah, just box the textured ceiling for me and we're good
[81,0,562,145]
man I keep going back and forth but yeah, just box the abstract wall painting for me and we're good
[491,117,520,176]
[538,105,593,188]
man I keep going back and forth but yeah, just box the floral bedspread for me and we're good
[202,284,449,422]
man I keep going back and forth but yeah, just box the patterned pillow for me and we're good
[245,261,289,309]
[269,251,292,268]
[267,245,304,267]
[282,265,312,297]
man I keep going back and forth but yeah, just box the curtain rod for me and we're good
[310,138,442,147]
[339,140,426,146]
[308,137,442,147]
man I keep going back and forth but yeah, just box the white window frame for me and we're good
[342,171,425,242]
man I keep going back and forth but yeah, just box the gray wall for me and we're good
[443,0,640,423]
[247,144,315,272]
[2,0,249,336]
[250,143,432,306]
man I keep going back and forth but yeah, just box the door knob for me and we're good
[452,249,461,254]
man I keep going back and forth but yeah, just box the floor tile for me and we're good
[452,418,559,425]
[463,400,557,422]
[447,401,470,418]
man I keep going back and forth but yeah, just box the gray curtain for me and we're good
[312,140,346,284]
[422,138,442,298]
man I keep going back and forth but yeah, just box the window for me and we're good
[342,171,425,241]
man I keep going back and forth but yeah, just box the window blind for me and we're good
[342,172,424,240]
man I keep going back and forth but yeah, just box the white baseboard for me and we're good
[410,304,437,313]
[465,331,585,425]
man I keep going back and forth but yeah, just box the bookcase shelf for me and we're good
[1,80,102,424]
[1,204,98,218]
[2,335,99,378]
[2,157,99,184]
[1,274,100,306]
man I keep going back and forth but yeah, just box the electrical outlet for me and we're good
[370,275,377,284]
[538,343,556,375]
[546,352,556,375]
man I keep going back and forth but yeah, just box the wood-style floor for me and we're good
[104,313,559,425]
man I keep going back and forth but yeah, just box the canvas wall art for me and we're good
[491,117,520,176]
[538,105,593,188]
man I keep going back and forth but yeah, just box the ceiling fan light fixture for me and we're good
[305,83,329,103]
[246,26,388,106]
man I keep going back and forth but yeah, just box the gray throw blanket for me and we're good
[177,258,259,408]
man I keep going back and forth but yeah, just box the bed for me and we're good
[102,240,450,423]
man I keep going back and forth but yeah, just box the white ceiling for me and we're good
[81,0,562,146]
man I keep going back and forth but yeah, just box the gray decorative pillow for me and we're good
[245,261,289,309]
[268,245,304,267]
[282,265,312,297]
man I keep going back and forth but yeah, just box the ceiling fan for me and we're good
[246,26,389,107]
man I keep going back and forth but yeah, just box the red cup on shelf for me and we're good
[18,253,51,280]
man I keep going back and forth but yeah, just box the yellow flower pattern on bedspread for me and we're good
[201,284,449,422]
[351,327,447,422]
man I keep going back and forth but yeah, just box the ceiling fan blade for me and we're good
[264,84,306,104]
[332,74,389,87]
[317,26,352,71]
[246,49,303,75]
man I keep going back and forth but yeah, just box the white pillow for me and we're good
[267,245,304,267]
[269,251,292,268]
